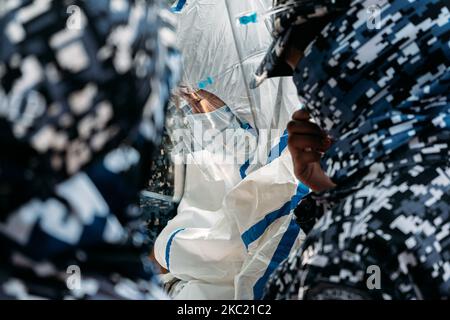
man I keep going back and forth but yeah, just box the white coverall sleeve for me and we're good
[154,208,246,284]
[153,155,246,285]
[154,148,309,299]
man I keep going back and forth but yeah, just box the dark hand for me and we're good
[287,109,336,192]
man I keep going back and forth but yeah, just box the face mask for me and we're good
[187,104,256,162]
[185,105,240,130]
[167,101,257,185]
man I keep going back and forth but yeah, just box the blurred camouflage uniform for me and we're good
[0,0,180,299]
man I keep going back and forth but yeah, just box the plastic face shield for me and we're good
[166,87,257,185]
[167,0,287,180]
[168,0,301,177]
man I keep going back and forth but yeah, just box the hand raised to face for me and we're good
[287,109,336,192]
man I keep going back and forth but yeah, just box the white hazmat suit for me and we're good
[154,0,309,300]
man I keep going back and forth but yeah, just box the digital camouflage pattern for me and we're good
[251,0,351,88]
[262,0,450,299]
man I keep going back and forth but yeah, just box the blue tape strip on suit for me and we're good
[165,228,185,271]
[240,129,288,179]
[171,0,186,12]
[241,183,309,249]
[252,219,300,299]
[267,129,288,164]
[198,76,214,89]
[239,12,258,25]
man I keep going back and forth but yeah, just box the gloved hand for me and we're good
[287,109,336,192]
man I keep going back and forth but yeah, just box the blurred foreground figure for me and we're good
[0,0,180,299]
[253,0,450,299]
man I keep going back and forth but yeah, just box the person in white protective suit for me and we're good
[153,0,309,300]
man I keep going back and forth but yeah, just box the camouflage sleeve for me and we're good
[0,0,179,204]
[264,209,413,300]
[0,0,180,260]
[294,229,408,300]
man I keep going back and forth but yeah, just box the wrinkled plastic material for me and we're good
[170,0,300,175]
[154,0,306,300]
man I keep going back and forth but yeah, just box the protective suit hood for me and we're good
[174,0,299,137]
